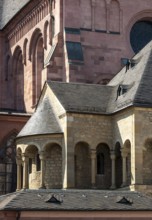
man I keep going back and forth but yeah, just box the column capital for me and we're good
[121,148,128,158]
[22,154,28,162]
[39,151,45,160]
[110,153,116,160]
[90,149,96,159]
[16,156,22,165]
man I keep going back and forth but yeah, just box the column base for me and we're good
[39,186,46,189]
[130,184,152,192]
[16,188,21,191]
[91,183,96,189]
[110,185,116,190]
[121,183,127,188]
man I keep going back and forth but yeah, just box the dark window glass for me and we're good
[66,41,84,61]
[97,153,104,174]
[29,158,32,174]
[130,21,152,53]
[36,154,41,171]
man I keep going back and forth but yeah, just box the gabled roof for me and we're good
[48,81,114,114]
[0,189,152,211]
[17,97,62,138]
[0,0,30,29]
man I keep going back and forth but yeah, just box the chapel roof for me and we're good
[17,97,63,138]
[0,0,30,29]
[0,189,152,211]
[48,81,114,114]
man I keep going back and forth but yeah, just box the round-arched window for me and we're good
[130,20,152,53]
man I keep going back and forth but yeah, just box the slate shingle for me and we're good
[0,189,152,211]
[0,0,30,29]
[17,97,63,138]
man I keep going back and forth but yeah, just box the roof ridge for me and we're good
[47,80,114,88]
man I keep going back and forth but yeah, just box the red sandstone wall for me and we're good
[63,0,152,84]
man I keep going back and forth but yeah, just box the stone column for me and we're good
[91,149,96,188]
[22,154,28,189]
[121,150,128,187]
[110,151,116,189]
[39,151,45,188]
[16,157,22,191]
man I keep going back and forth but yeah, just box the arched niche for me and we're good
[96,143,111,189]
[109,0,120,32]
[75,142,91,188]
[12,46,25,111]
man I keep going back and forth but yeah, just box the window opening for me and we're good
[97,153,104,174]
[36,154,41,171]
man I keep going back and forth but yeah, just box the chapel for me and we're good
[0,0,152,195]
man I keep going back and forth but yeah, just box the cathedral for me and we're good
[1,0,152,218]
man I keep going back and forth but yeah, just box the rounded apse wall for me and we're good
[130,20,152,53]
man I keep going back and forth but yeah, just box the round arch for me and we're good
[96,143,111,189]
[12,45,24,111]
[29,28,43,61]
[29,28,44,105]
[126,10,152,54]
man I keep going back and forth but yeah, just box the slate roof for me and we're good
[0,189,152,211]
[48,81,114,114]
[108,40,152,112]
[0,0,30,29]
[17,97,63,138]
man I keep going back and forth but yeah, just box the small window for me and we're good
[66,41,84,62]
[97,153,104,174]
[36,154,41,171]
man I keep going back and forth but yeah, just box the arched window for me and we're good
[29,29,44,105]
[130,20,152,53]
[97,153,104,174]
[0,132,17,194]
[12,46,24,111]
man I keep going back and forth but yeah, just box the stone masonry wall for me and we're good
[45,145,62,189]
